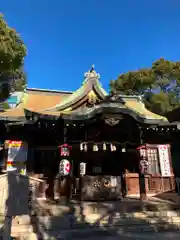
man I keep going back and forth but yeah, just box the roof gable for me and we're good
[45,65,108,112]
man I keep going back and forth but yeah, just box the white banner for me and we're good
[158,145,171,177]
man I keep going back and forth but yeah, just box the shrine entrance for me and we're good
[71,142,140,201]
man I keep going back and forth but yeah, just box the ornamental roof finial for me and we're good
[84,64,100,80]
[90,64,95,72]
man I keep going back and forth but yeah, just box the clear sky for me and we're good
[1,0,180,92]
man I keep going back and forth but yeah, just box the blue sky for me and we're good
[1,0,180,92]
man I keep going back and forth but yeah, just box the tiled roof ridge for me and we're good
[119,95,143,100]
[26,87,72,94]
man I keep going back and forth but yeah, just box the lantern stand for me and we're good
[79,161,86,222]
[58,143,72,203]
[79,131,88,218]
[58,125,66,202]
[137,126,147,201]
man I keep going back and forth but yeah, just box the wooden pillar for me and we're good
[63,123,67,143]
[79,129,86,221]
[58,124,67,200]
[139,126,147,200]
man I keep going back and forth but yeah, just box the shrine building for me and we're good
[0,66,178,201]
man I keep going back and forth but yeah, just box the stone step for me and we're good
[37,222,180,236]
[36,207,180,218]
[12,215,32,225]
[11,225,34,238]
[37,213,180,231]
[10,215,36,238]
[36,200,180,217]
[34,199,180,234]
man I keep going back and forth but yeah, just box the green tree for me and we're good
[0,13,27,99]
[110,58,180,115]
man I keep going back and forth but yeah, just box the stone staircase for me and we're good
[4,197,180,239]
[33,198,180,239]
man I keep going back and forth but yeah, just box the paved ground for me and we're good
[116,232,180,240]
[153,191,180,205]
[49,229,180,240]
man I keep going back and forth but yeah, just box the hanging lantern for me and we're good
[103,143,107,151]
[110,144,116,152]
[121,143,126,152]
[110,144,113,152]
[58,144,72,157]
[80,143,83,151]
[84,143,88,152]
[93,144,98,151]
[80,162,86,176]
[59,159,71,176]
[110,144,113,151]
[113,145,116,151]
[122,148,126,152]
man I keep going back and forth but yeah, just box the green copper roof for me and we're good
[46,66,108,112]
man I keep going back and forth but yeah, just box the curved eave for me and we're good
[0,115,25,122]
[61,104,168,124]
[0,106,26,122]
[24,103,169,125]
[24,108,61,120]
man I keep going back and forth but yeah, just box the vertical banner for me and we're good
[158,144,171,177]
[6,140,28,175]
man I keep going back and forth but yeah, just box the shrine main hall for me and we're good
[0,66,178,201]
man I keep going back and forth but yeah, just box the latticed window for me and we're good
[147,148,160,174]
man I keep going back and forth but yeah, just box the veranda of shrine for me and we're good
[0,66,179,201]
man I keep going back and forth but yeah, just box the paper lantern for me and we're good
[58,144,72,157]
[59,159,71,176]
[103,143,107,151]
[110,144,116,151]
[80,162,86,176]
[84,144,88,152]
[93,144,98,152]
[80,143,83,151]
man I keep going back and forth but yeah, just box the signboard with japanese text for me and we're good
[6,140,28,174]
[158,144,171,177]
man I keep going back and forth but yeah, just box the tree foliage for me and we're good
[0,13,27,99]
[110,58,180,115]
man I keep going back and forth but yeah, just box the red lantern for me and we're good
[58,144,72,157]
